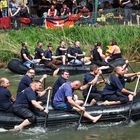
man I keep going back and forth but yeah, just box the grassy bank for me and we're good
[0,25,140,63]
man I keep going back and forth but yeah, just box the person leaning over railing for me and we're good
[19,2,30,18]
[47,4,58,18]
[60,4,71,16]
[1,0,8,17]
[9,0,21,29]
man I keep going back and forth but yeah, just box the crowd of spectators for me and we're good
[0,0,140,19]
[0,0,140,29]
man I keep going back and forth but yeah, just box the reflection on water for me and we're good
[0,65,140,140]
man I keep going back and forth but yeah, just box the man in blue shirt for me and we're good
[81,64,104,105]
[17,68,48,105]
[43,44,60,77]
[0,78,15,112]
[17,68,47,93]
[34,41,44,60]
[13,80,48,131]
[20,42,33,68]
[51,70,70,107]
[55,40,67,65]
[102,66,135,105]
[67,41,85,65]
[53,80,102,123]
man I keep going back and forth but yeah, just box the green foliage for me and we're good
[0,25,140,63]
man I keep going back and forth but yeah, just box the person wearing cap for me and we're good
[52,80,102,123]
[80,64,104,105]
[43,44,60,77]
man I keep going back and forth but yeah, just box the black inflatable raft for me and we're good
[0,93,140,129]
[7,58,126,75]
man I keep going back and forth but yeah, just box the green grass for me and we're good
[0,25,140,63]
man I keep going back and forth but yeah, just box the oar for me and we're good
[127,76,140,123]
[100,74,106,84]
[77,84,93,129]
[44,89,51,128]
[128,63,135,73]
[44,78,46,90]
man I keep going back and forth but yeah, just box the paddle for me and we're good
[77,84,93,129]
[127,75,140,123]
[44,78,46,90]
[128,63,135,73]
[44,88,51,128]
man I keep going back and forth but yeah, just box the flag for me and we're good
[20,18,31,25]
[45,16,74,29]
[0,16,11,29]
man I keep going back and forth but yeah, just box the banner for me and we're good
[45,16,74,29]
[0,16,11,28]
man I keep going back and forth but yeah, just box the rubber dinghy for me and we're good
[0,93,140,129]
[7,58,126,75]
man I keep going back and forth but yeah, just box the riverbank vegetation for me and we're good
[0,25,140,64]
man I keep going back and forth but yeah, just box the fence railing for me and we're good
[0,8,140,29]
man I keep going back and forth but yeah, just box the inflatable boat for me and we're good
[0,93,140,129]
[7,58,126,75]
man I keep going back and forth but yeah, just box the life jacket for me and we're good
[92,47,102,61]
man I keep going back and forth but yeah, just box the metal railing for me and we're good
[0,8,140,29]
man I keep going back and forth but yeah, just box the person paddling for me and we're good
[102,66,136,105]
[12,80,48,131]
[17,68,48,104]
[52,80,102,123]
[51,70,70,107]
[80,65,104,106]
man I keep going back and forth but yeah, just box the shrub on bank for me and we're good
[0,25,140,63]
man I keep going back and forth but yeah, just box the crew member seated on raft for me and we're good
[51,70,70,107]
[102,66,136,105]
[119,67,140,88]
[105,40,122,62]
[34,41,45,60]
[21,42,39,68]
[67,41,85,65]
[80,65,104,106]
[55,40,67,65]
[0,78,15,112]
[17,69,48,104]
[43,44,60,77]
[12,80,49,131]
[52,80,102,123]
[91,42,109,70]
